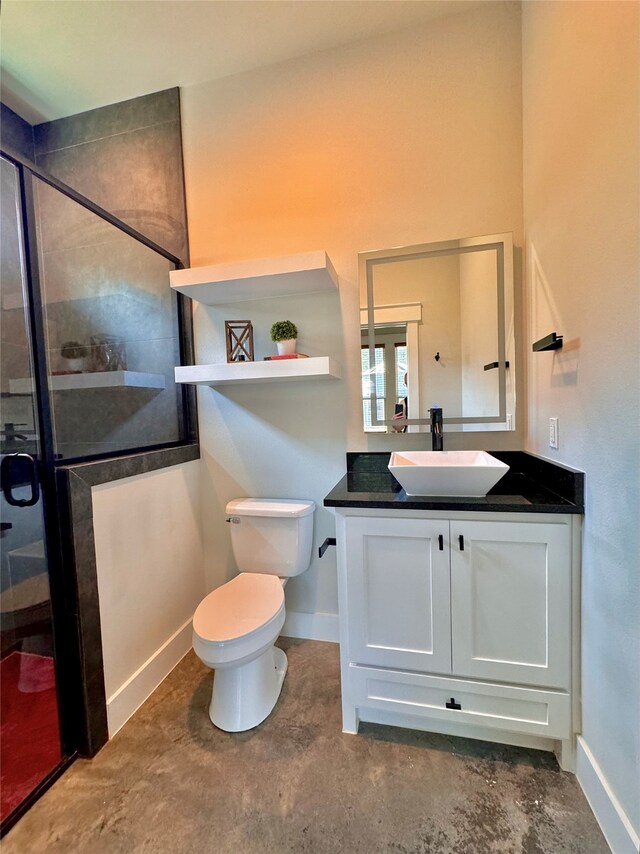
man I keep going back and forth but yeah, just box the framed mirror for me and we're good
[359,233,515,434]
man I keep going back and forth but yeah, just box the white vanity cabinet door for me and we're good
[344,517,452,674]
[450,520,571,689]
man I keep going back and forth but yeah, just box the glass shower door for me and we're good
[0,156,63,825]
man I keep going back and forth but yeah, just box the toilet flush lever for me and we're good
[226,517,240,524]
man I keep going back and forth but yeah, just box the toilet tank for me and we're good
[225,498,315,577]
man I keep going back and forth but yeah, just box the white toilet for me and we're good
[192,498,315,732]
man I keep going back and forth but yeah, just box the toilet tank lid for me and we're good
[226,498,315,518]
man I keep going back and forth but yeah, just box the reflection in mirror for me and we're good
[359,233,515,434]
[361,325,408,432]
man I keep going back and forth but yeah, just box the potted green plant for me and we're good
[60,340,88,372]
[270,320,298,356]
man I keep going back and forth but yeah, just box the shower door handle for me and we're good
[1,453,40,507]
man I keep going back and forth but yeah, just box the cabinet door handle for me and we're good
[445,697,462,710]
[438,534,444,551]
[458,534,465,551]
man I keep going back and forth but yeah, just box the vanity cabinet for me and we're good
[335,510,579,769]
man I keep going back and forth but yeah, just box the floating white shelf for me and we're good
[169,250,338,304]
[175,357,342,386]
[10,371,166,394]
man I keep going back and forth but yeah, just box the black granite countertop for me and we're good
[324,451,584,514]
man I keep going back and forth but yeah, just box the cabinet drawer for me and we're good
[349,665,571,739]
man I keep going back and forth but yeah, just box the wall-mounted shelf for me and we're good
[532,332,563,352]
[169,250,338,305]
[9,371,166,394]
[175,357,341,386]
[483,361,510,371]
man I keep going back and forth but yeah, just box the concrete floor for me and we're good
[5,638,609,854]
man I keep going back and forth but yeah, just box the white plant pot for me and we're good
[276,339,297,356]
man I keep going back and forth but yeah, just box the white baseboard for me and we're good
[106,617,193,738]
[576,736,640,854]
[282,610,339,643]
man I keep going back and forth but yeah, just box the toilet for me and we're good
[192,498,315,732]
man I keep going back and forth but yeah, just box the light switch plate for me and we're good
[549,417,559,449]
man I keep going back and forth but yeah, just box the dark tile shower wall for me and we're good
[0,103,35,161]
[26,89,190,460]
[32,175,181,459]
[33,89,189,264]
[1,159,31,412]
[2,89,194,460]
[1,108,36,442]
[0,158,42,619]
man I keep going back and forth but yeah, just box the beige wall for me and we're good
[522,1,640,845]
[180,2,524,619]
[92,461,204,734]
[371,254,463,416]
[459,249,501,420]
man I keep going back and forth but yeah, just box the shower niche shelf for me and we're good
[169,250,338,304]
[10,371,166,394]
[175,357,341,386]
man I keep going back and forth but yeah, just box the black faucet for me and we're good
[430,407,443,451]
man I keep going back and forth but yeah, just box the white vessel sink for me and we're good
[388,450,509,497]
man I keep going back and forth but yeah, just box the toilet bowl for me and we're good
[192,498,315,732]
[193,573,287,731]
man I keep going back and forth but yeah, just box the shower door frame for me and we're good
[0,145,196,834]
[2,144,198,463]
[1,153,78,836]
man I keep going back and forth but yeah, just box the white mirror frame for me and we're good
[359,233,515,431]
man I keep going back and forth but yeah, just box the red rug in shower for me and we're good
[1,651,62,822]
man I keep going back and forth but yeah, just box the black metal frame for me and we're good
[0,158,78,837]
[0,146,198,835]
[1,143,199,462]
[0,755,77,837]
[2,144,183,262]
[19,166,76,738]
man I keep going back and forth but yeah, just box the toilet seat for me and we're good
[192,574,285,669]
[194,573,284,643]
